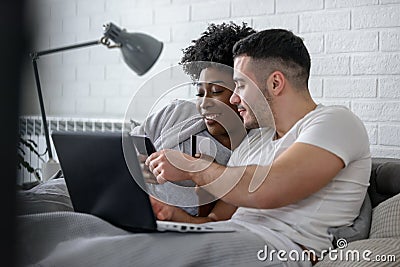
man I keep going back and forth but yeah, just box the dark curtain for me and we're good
[0,0,27,266]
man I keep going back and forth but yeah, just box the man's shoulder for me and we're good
[314,104,351,115]
[305,104,363,126]
[296,104,371,164]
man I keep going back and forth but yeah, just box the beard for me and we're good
[244,86,274,129]
[244,109,260,129]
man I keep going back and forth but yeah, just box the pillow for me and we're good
[328,193,372,247]
[16,178,73,215]
[369,193,400,239]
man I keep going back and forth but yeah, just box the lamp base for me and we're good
[41,159,61,181]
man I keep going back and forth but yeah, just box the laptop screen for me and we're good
[51,131,157,232]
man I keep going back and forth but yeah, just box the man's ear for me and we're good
[268,71,285,96]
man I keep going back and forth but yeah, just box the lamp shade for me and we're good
[104,22,163,76]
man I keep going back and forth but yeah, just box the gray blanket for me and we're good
[16,211,277,267]
[15,179,282,266]
[14,148,278,267]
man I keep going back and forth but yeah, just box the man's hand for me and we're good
[145,149,212,184]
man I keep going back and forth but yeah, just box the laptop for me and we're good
[51,131,235,233]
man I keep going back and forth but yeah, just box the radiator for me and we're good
[17,116,137,185]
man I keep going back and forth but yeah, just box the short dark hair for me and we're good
[180,21,256,80]
[233,29,311,89]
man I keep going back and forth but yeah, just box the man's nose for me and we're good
[230,92,240,105]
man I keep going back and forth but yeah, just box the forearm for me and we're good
[171,208,220,224]
[188,201,237,223]
[207,200,237,221]
[149,143,344,210]
[191,163,268,208]
[191,143,344,209]
[166,210,213,224]
[173,200,237,224]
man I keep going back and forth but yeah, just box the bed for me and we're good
[17,158,398,267]
[15,178,275,267]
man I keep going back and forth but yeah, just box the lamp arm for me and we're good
[30,37,118,59]
[31,59,53,159]
[31,40,100,59]
[29,37,112,161]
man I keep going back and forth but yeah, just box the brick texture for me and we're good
[20,0,400,158]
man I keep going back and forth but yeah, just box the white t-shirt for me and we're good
[229,104,371,254]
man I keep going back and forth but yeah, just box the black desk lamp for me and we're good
[30,22,163,179]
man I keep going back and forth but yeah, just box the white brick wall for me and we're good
[300,11,350,33]
[352,54,400,75]
[353,5,400,29]
[381,30,400,51]
[21,0,400,158]
[231,0,274,17]
[324,78,377,98]
[276,0,323,13]
[325,31,378,53]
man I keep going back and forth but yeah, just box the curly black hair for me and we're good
[179,21,256,80]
